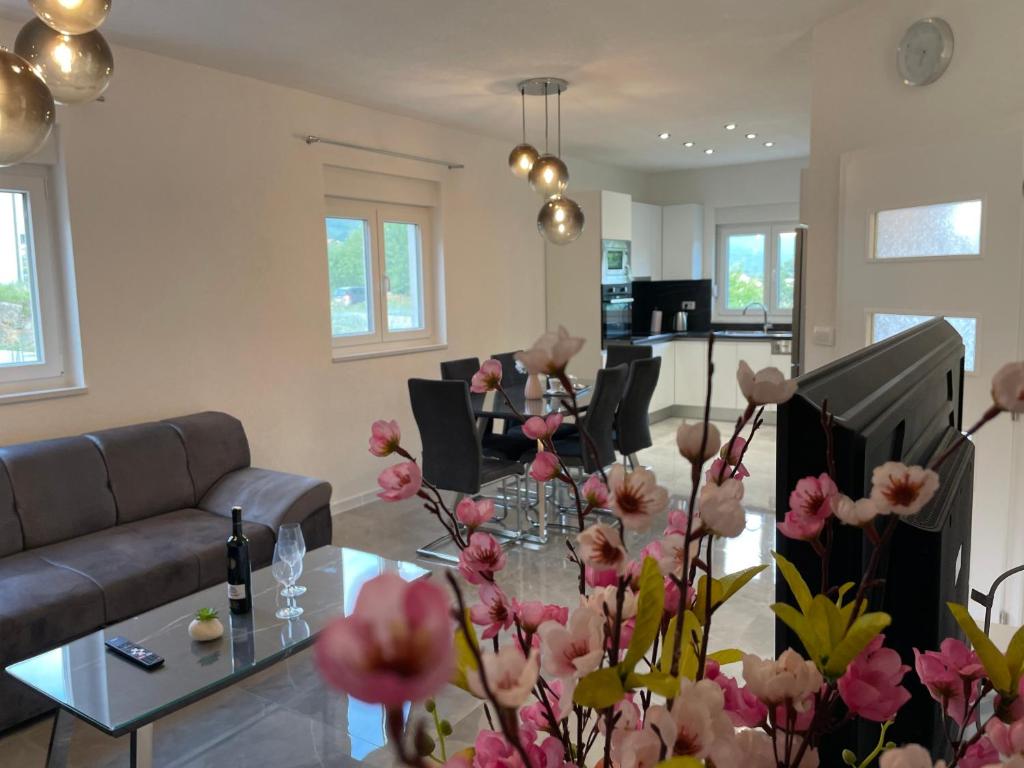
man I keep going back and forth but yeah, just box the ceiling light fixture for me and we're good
[683,141,694,148]
[746,133,757,140]
[724,123,737,131]
[507,86,539,178]
[658,131,671,140]
[764,141,775,148]
[704,148,714,155]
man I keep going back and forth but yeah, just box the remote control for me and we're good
[104,636,164,670]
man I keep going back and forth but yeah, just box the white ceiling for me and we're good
[0,0,861,172]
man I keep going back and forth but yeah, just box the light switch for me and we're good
[812,326,835,346]
[681,300,696,310]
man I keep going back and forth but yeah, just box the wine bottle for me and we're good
[227,506,252,614]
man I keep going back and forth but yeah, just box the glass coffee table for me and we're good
[5,545,429,768]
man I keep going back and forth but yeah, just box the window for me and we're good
[873,200,982,260]
[325,199,434,351]
[716,222,797,316]
[0,168,80,398]
[871,313,977,372]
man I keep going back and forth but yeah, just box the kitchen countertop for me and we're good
[627,329,793,344]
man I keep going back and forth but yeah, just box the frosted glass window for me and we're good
[874,200,981,259]
[871,313,977,372]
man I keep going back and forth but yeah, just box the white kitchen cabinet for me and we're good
[649,342,676,413]
[630,202,662,279]
[661,204,703,280]
[601,191,632,241]
[674,341,707,409]
[710,340,738,409]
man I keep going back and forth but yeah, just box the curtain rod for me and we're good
[301,135,464,170]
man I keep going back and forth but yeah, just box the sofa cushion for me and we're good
[35,524,201,624]
[0,436,116,549]
[127,508,275,588]
[163,412,251,499]
[0,552,106,664]
[0,461,22,557]
[86,422,195,523]
[200,467,332,533]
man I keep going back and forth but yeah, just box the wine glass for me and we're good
[277,524,307,597]
[271,547,303,620]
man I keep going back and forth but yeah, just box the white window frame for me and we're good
[715,221,797,319]
[0,167,78,398]
[325,198,436,354]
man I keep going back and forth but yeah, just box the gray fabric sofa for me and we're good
[0,411,332,732]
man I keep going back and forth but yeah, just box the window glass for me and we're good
[871,313,977,372]
[776,230,796,311]
[874,200,982,259]
[725,232,766,309]
[326,217,373,337]
[382,221,424,332]
[0,191,41,366]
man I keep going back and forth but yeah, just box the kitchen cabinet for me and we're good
[630,202,662,279]
[710,340,739,409]
[662,204,703,280]
[649,342,676,413]
[601,191,632,241]
[674,341,707,409]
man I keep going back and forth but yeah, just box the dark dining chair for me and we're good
[441,356,528,459]
[605,343,652,370]
[440,357,480,384]
[549,363,629,473]
[408,378,525,561]
[615,356,662,467]
[490,351,528,388]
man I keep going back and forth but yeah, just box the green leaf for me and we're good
[660,615,678,675]
[773,551,812,615]
[679,611,701,680]
[625,669,680,698]
[624,557,665,671]
[573,667,626,709]
[1005,624,1024,686]
[772,602,824,664]
[195,607,219,621]
[836,582,856,606]
[708,648,745,666]
[718,564,769,604]
[807,596,834,658]
[948,602,1012,693]
[451,611,480,694]
[654,758,703,768]
[693,574,723,625]
[825,612,892,677]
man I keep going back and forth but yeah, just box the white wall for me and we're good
[646,158,805,278]
[0,21,636,510]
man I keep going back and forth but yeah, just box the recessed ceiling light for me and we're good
[763,141,775,148]
[745,133,757,140]
[724,123,737,131]
[683,141,694,148]
[658,132,671,140]
[704,148,714,155]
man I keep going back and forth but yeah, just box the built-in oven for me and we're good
[601,283,633,345]
[601,239,631,284]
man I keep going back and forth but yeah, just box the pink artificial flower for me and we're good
[649,533,698,578]
[315,573,452,705]
[576,523,628,573]
[529,451,562,483]
[471,359,503,393]
[699,478,746,537]
[538,606,605,678]
[522,412,564,441]
[585,564,619,588]
[607,464,669,532]
[513,600,568,633]
[733,729,784,768]
[832,494,883,527]
[706,457,749,485]
[516,326,585,376]
[521,678,565,733]
[705,659,768,727]
[913,638,985,725]
[776,509,827,541]
[475,728,565,768]
[470,583,514,639]
[455,497,495,529]
[721,436,747,466]
[837,634,912,722]
[879,744,944,768]
[791,473,838,520]
[586,585,637,649]
[871,462,940,516]
[959,737,999,768]
[743,649,823,707]
[737,360,798,405]
[468,646,540,708]
[376,461,423,501]
[612,726,665,768]
[986,716,1024,757]
[368,419,402,457]
[992,361,1024,413]
[664,507,692,536]
[458,532,507,585]
[676,421,722,464]
[581,473,610,508]
[644,679,740,764]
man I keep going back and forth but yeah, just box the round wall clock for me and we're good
[898,17,954,86]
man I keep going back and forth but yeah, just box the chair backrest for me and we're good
[491,351,527,387]
[606,343,652,370]
[408,378,482,495]
[578,364,629,472]
[616,356,662,455]
[440,357,480,384]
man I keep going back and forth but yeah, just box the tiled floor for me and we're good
[0,417,778,767]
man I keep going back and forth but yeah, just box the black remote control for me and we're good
[104,636,164,670]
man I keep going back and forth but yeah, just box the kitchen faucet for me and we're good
[743,302,771,334]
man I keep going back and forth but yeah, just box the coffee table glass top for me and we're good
[5,546,429,736]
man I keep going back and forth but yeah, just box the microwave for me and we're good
[601,239,631,284]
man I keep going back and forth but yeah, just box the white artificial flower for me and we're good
[742,649,823,707]
[676,421,722,464]
[644,679,739,764]
[737,360,798,406]
[832,494,884,526]
[467,646,540,708]
[698,478,746,537]
[515,325,585,376]
[879,744,947,768]
[870,462,940,516]
[607,465,669,532]
[585,585,638,622]
[576,523,628,573]
[991,362,1024,413]
[537,607,605,678]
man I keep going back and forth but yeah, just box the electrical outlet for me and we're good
[812,326,835,346]
[681,301,696,310]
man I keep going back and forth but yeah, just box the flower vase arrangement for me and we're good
[321,332,1024,768]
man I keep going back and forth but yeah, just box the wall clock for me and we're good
[898,17,954,86]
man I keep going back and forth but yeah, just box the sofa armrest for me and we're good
[199,467,332,537]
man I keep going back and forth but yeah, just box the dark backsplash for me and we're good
[631,279,712,335]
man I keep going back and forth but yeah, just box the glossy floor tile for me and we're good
[0,417,777,766]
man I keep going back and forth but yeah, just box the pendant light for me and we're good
[15,18,113,104]
[537,194,584,245]
[507,86,538,178]
[527,81,569,198]
[29,0,111,35]
[0,48,55,167]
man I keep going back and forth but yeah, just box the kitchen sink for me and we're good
[715,330,791,339]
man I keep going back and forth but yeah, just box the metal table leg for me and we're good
[46,708,73,768]
[130,723,153,768]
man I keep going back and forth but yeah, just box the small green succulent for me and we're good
[195,607,219,622]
